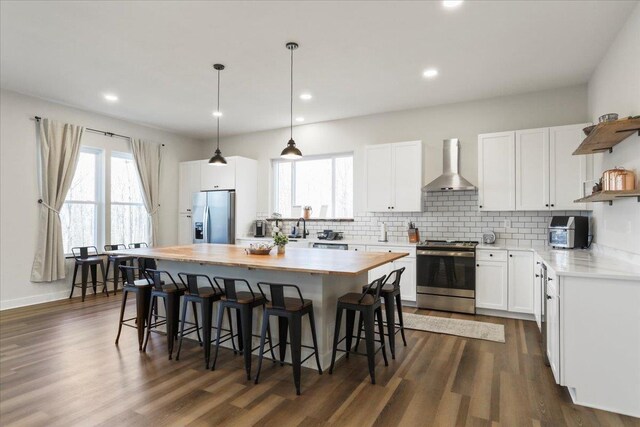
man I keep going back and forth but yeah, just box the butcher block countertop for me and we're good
[110,244,408,276]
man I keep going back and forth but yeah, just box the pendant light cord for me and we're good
[290,46,294,140]
[216,68,221,151]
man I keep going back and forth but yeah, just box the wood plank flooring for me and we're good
[1,295,638,427]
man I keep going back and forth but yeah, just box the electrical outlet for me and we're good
[503,219,511,229]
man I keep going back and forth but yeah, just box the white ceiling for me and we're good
[1,1,636,140]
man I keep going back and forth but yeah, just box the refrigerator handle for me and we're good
[203,205,210,243]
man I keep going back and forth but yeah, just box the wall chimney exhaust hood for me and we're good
[424,139,476,191]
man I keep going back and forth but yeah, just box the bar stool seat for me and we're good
[266,297,312,311]
[338,293,375,305]
[221,292,265,304]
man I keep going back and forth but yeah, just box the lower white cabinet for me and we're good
[476,259,508,310]
[178,214,192,245]
[546,268,560,383]
[507,250,534,314]
[366,245,416,302]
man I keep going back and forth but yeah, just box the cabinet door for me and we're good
[178,214,193,245]
[201,157,236,191]
[392,141,422,211]
[394,257,416,302]
[365,145,393,211]
[550,124,590,210]
[533,258,543,330]
[546,279,560,383]
[515,128,549,210]
[478,132,515,211]
[507,251,534,314]
[475,261,508,310]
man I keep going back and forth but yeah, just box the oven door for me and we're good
[416,249,476,298]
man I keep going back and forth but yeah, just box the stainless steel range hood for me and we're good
[424,139,476,191]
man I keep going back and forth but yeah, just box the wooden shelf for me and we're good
[572,117,640,155]
[574,190,640,205]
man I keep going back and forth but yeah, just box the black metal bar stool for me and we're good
[128,242,148,249]
[210,277,275,380]
[115,265,153,350]
[104,244,135,295]
[142,269,198,360]
[254,282,322,395]
[355,267,407,359]
[329,275,388,384]
[69,246,108,302]
[175,273,237,369]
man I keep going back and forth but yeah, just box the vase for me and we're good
[277,245,286,255]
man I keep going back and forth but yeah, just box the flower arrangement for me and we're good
[272,226,289,247]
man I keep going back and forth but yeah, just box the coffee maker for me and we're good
[254,220,266,237]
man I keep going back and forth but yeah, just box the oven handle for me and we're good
[417,250,475,257]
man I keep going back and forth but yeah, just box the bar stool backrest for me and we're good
[72,246,99,260]
[213,277,255,302]
[360,275,386,303]
[119,265,148,286]
[178,273,222,296]
[256,282,304,310]
[128,242,148,249]
[104,244,126,251]
[137,257,157,278]
[145,268,181,292]
[384,267,406,291]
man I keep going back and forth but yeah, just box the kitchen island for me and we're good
[111,244,408,369]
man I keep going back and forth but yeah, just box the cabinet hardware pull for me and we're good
[546,295,552,300]
[509,254,513,257]
[551,204,555,207]
[535,274,540,277]
[545,204,549,207]
[548,278,553,281]
[476,264,479,267]
[479,205,483,208]
[489,253,493,257]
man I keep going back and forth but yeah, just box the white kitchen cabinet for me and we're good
[516,128,549,210]
[478,132,515,211]
[349,244,366,252]
[178,213,193,245]
[549,124,591,210]
[366,245,416,302]
[200,157,236,191]
[365,141,422,212]
[546,268,560,384]
[475,258,508,310]
[507,250,534,314]
[533,255,544,330]
[178,160,202,213]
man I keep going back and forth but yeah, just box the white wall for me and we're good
[0,89,207,309]
[588,4,640,257]
[209,85,588,215]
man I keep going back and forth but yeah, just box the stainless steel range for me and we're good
[416,240,478,314]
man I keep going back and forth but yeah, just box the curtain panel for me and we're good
[130,139,162,246]
[30,118,84,282]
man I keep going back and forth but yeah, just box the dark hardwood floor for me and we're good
[1,295,637,426]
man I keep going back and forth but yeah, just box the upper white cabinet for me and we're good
[178,160,203,213]
[507,250,534,314]
[365,141,422,212]
[478,132,515,211]
[549,124,590,210]
[201,157,236,191]
[480,123,591,211]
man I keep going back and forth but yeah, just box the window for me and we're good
[60,148,102,254]
[272,153,353,218]
[110,153,149,246]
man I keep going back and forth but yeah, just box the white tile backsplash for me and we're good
[259,190,590,247]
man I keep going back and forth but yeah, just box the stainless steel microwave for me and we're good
[548,216,589,249]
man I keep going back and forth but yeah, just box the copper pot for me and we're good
[615,169,636,191]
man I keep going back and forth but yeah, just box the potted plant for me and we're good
[272,226,289,254]
[303,205,313,219]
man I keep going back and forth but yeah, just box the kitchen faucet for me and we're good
[296,217,309,239]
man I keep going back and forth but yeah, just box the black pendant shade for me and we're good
[209,63,227,166]
[281,42,302,159]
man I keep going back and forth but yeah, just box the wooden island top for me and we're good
[110,244,408,276]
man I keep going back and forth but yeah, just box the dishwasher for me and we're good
[312,242,349,250]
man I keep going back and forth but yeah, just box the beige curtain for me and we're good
[131,138,162,246]
[30,119,84,282]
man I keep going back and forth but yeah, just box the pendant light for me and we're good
[280,42,303,159]
[209,63,227,166]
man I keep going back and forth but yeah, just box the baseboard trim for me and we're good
[476,308,535,321]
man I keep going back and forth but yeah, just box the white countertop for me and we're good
[236,236,417,247]
[478,243,640,281]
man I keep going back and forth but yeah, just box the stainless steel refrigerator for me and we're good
[192,191,236,244]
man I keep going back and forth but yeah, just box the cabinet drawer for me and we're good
[366,245,416,258]
[349,245,366,252]
[476,249,507,262]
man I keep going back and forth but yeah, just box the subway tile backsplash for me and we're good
[258,190,590,247]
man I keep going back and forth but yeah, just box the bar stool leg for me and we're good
[105,259,112,291]
[69,264,79,299]
[201,298,213,368]
[99,261,108,296]
[166,294,179,360]
[376,307,389,366]
[176,298,190,361]
[345,309,355,359]
[90,264,97,294]
[265,316,276,361]
[236,310,244,354]
[363,308,376,384]
[384,294,396,359]
[81,264,89,302]
[308,309,323,374]
[396,294,407,346]
[211,303,227,371]
[142,295,156,352]
[290,313,302,395]
[354,315,364,353]
[191,301,202,345]
[115,289,129,344]
[240,306,253,380]
[254,309,270,385]
[329,307,343,374]
[278,317,288,366]
[137,288,151,350]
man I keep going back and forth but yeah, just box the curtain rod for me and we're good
[33,116,165,146]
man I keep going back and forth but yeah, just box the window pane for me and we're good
[60,203,96,253]
[110,204,149,245]
[111,155,142,203]
[294,158,332,216]
[66,151,97,201]
[275,162,292,217]
[335,156,353,217]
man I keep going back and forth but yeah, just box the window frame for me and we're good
[272,152,354,219]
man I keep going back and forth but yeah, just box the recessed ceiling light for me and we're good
[296,117,305,122]
[443,0,463,8]
[299,93,312,100]
[212,111,223,117]
[423,68,439,78]
[103,93,118,102]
